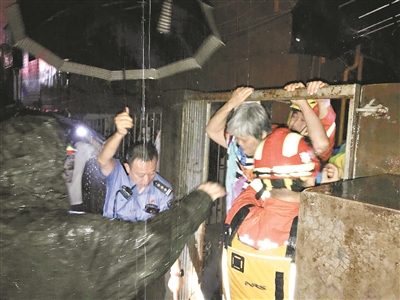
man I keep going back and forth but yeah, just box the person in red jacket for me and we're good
[285,80,336,162]
[222,127,321,299]
[225,127,321,251]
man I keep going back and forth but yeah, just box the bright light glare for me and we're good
[76,126,88,137]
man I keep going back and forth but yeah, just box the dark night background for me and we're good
[1,0,399,83]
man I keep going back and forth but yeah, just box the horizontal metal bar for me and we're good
[186,84,359,102]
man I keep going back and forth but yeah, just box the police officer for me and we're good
[98,107,181,299]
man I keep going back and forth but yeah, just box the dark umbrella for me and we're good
[6,0,224,81]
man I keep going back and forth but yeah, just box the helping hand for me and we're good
[198,182,226,201]
[168,274,183,300]
[321,163,340,183]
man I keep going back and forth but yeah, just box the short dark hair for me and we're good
[126,142,158,166]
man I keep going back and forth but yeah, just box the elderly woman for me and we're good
[206,87,271,214]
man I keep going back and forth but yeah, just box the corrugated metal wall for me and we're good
[177,99,210,299]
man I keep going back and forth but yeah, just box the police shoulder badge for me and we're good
[153,180,172,196]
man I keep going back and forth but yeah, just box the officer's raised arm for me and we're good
[98,107,133,176]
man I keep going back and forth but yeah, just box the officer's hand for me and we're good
[198,182,226,201]
[114,107,133,137]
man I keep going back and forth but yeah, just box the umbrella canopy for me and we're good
[6,0,223,81]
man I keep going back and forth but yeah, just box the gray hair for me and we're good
[227,102,271,140]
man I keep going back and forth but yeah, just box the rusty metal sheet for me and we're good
[350,83,400,178]
[296,174,400,299]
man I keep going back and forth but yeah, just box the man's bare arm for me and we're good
[285,81,330,155]
[293,100,329,155]
[307,81,331,119]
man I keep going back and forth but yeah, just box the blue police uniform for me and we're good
[101,159,173,222]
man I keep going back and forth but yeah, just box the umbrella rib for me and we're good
[6,0,224,81]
